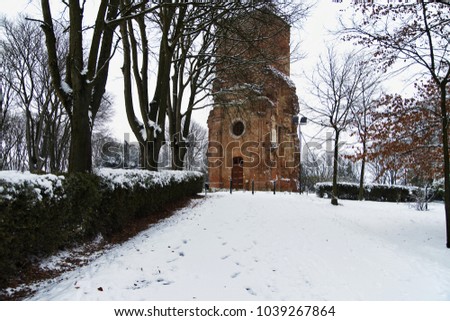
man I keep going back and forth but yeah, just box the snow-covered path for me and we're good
[29,192,450,300]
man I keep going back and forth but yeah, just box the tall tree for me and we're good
[40,0,120,173]
[340,0,450,247]
[348,66,382,200]
[306,48,366,205]
[1,17,72,172]
[0,56,25,170]
[167,13,215,170]
[119,0,180,170]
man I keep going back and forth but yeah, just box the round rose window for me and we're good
[232,120,245,137]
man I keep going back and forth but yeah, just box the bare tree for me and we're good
[40,0,120,173]
[0,51,26,170]
[2,18,42,171]
[349,67,383,200]
[1,113,28,171]
[306,48,367,205]
[1,17,72,172]
[167,15,215,171]
[185,121,208,172]
[119,0,169,170]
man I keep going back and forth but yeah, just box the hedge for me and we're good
[315,182,417,202]
[0,169,203,289]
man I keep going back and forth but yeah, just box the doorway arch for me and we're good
[231,157,244,189]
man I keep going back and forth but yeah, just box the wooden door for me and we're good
[232,157,243,190]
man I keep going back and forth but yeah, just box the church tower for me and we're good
[207,8,300,191]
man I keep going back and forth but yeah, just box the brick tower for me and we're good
[207,8,300,191]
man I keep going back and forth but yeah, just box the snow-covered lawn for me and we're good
[28,192,450,301]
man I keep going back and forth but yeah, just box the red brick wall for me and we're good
[208,9,300,191]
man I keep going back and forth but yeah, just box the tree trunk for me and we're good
[170,110,189,170]
[68,0,92,173]
[146,20,172,171]
[0,81,3,170]
[171,137,188,170]
[69,89,92,173]
[144,134,163,171]
[0,124,3,170]
[180,107,193,170]
[440,82,450,248]
[25,109,37,172]
[358,142,366,201]
[171,143,182,170]
[331,130,340,206]
[49,122,56,173]
[119,18,146,168]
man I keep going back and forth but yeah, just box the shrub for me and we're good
[0,169,203,289]
[63,173,102,239]
[0,172,67,287]
[315,182,359,200]
[96,169,203,236]
[315,182,416,202]
[365,184,415,202]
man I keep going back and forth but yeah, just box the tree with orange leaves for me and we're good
[341,0,450,247]
[366,80,448,186]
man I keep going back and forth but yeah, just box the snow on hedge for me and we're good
[95,168,204,190]
[315,181,419,193]
[0,169,204,201]
[315,181,420,202]
[315,181,356,188]
[0,171,65,201]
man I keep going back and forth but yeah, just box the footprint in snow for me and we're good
[231,272,240,279]
[266,284,277,293]
[156,278,173,286]
[130,280,151,289]
[245,287,257,296]
[221,255,230,260]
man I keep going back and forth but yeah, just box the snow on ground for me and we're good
[28,192,450,301]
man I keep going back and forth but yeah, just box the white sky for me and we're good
[2,0,414,144]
